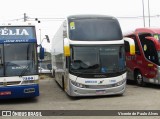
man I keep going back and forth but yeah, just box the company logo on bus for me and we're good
[85,81,97,83]
[0,28,29,36]
[94,75,106,78]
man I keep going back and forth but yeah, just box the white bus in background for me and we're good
[51,15,135,96]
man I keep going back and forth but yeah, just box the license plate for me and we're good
[96,90,106,95]
[0,91,11,96]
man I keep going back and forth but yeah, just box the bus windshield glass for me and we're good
[70,45,125,74]
[68,18,122,41]
[0,43,38,76]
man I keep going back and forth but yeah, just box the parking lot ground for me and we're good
[1,78,160,119]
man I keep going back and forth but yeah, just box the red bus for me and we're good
[125,28,160,86]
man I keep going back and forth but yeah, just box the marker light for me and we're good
[64,38,70,56]
[124,37,135,55]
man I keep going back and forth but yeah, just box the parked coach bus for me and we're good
[51,15,135,96]
[125,28,160,86]
[0,24,39,99]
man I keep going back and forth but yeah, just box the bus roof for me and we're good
[135,28,160,34]
[67,15,117,20]
[124,28,160,36]
[0,22,35,27]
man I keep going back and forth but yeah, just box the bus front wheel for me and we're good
[135,71,145,86]
[52,70,55,78]
[62,76,65,91]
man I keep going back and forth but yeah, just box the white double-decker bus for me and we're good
[51,15,135,96]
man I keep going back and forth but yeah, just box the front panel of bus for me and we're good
[0,26,39,99]
[65,16,127,96]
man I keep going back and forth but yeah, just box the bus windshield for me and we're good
[0,43,38,76]
[70,45,126,74]
[68,18,123,41]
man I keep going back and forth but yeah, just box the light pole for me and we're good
[148,0,151,27]
[39,29,42,73]
[24,13,27,22]
[39,29,42,44]
[142,0,146,27]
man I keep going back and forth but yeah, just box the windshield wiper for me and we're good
[19,62,32,77]
[19,66,29,77]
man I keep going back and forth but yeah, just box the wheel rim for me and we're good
[136,73,143,84]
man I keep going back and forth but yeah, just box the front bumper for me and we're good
[0,84,39,99]
[69,81,126,97]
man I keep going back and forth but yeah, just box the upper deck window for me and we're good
[68,18,123,41]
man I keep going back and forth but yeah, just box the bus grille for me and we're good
[0,81,21,86]
[86,84,115,89]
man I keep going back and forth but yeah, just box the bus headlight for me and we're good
[71,80,86,88]
[115,78,126,86]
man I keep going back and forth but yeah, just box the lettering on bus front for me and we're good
[4,39,29,43]
[0,26,36,43]
[0,28,29,36]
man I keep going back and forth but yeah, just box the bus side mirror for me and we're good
[124,37,135,55]
[45,35,50,43]
[39,47,45,59]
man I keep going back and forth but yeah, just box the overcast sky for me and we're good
[0,0,160,51]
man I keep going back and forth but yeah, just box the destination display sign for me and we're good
[0,26,36,43]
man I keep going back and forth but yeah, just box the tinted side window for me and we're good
[139,33,159,64]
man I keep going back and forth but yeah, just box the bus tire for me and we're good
[135,71,145,86]
[62,76,65,91]
[52,70,55,78]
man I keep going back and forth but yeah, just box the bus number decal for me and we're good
[23,77,34,81]
[126,56,136,60]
